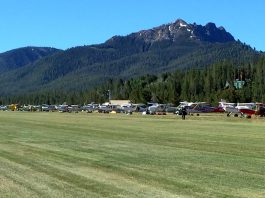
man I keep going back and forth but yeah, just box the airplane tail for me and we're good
[219,99,226,107]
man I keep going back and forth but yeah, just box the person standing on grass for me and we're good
[182,107,187,120]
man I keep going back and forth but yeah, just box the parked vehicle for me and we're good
[81,104,99,112]
[98,104,122,113]
[148,103,167,114]
[0,105,7,111]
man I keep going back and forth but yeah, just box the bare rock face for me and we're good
[193,22,235,42]
[107,19,235,45]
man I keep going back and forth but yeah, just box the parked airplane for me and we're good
[219,100,265,117]
[42,104,57,112]
[57,105,69,113]
[219,100,240,116]
[121,104,147,113]
[68,105,80,113]
[237,103,256,117]
[176,101,223,115]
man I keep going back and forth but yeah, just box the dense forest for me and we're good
[1,56,264,105]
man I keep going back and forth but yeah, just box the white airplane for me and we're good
[219,100,240,116]
[219,100,257,117]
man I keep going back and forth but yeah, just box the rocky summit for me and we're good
[107,19,235,44]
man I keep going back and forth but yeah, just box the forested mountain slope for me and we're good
[0,19,261,97]
[0,47,61,72]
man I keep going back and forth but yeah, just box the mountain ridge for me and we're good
[0,19,261,97]
[106,19,235,46]
[0,47,62,72]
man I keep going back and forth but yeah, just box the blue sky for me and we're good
[0,0,264,52]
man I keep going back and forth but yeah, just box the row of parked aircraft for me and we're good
[0,100,265,118]
[175,100,265,118]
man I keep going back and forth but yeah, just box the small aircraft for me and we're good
[219,100,265,117]
[42,104,57,112]
[68,105,80,113]
[219,100,241,116]
[57,105,69,113]
[236,103,256,117]
[121,104,147,113]
[176,101,223,115]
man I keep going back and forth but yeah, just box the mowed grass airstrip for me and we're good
[0,112,264,198]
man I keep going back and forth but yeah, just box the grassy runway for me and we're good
[0,111,264,198]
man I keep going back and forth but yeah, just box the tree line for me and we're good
[1,57,264,105]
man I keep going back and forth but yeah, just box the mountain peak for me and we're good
[205,22,217,29]
[173,19,188,27]
[107,19,235,45]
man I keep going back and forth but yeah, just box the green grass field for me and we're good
[0,112,264,198]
